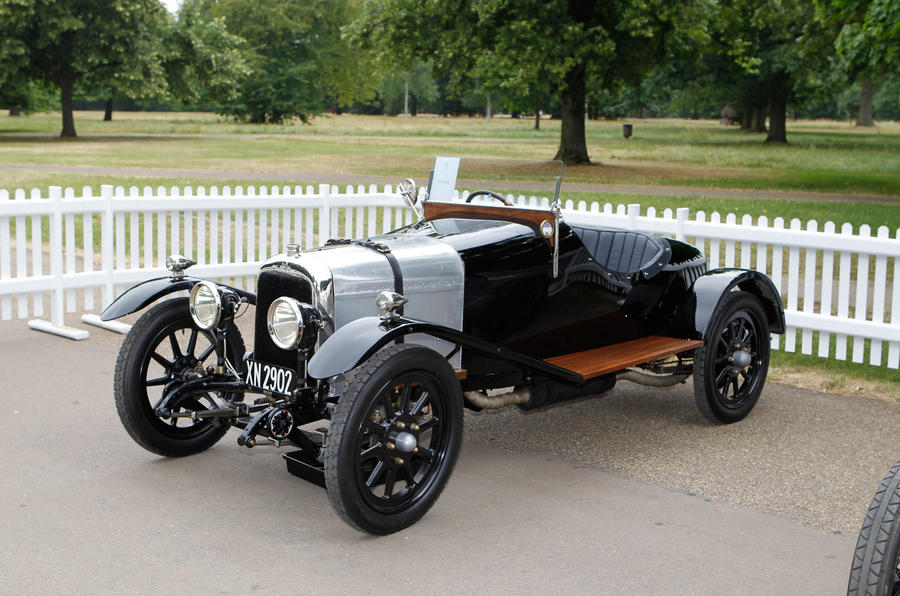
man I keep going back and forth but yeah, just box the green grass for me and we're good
[2,111,900,198]
[771,344,900,401]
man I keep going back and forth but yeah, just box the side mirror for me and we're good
[398,178,418,205]
[397,178,424,221]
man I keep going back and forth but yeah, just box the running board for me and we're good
[544,336,703,380]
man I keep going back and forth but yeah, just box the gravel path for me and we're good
[464,379,900,534]
[17,307,900,536]
[2,163,897,203]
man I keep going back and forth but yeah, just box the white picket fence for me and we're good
[0,183,898,369]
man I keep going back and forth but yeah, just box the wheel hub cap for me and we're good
[732,349,752,369]
[394,431,417,453]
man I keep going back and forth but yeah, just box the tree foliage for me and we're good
[347,0,697,164]
[707,0,836,142]
[0,0,171,136]
[193,0,374,123]
[824,0,900,76]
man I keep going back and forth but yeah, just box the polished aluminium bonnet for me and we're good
[261,234,465,367]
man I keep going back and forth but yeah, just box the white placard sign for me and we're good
[428,156,460,203]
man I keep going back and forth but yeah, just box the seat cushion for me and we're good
[570,226,671,278]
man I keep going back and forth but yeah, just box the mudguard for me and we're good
[306,316,581,383]
[688,268,785,339]
[99,276,256,321]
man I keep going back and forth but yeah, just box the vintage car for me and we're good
[101,158,785,534]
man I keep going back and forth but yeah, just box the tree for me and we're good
[0,0,171,137]
[710,0,836,143]
[194,0,373,123]
[346,0,695,164]
[820,0,900,126]
[77,3,247,122]
[378,62,439,116]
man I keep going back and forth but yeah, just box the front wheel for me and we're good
[848,462,900,596]
[693,291,770,423]
[114,297,245,457]
[324,344,464,535]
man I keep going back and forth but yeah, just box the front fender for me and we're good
[306,316,581,383]
[688,268,785,339]
[99,276,256,321]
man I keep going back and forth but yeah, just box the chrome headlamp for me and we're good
[189,281,222,330]
[267,297,320,350]
[267,297,304,350]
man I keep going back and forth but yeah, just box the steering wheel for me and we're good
[465,190,513,206]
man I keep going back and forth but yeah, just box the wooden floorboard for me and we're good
[544,336,704,380]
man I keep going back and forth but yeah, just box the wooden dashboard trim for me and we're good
[423,201,558,247]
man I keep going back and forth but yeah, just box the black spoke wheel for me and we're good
[693,291,770,423]
[114,298,245,457]
[849,461,900,596]
[324,344,463,535]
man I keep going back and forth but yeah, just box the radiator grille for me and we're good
[253,267,314,368]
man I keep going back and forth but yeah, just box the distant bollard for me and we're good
[623,123,633,139]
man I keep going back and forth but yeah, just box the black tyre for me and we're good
[324,344,464,535]
[114,298,245,457]
[693,291,770,423]
[848,462,900,596]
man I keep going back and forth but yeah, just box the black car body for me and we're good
[102,164,785,534]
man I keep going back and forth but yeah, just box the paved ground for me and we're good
[2,162,897,203]
[1,319,897,594]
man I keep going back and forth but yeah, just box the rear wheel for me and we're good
[693,291,770,423]
[848,462,900,596]
[324,344,463,535]
[114,298,245,457]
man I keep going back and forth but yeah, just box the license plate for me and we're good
[245,359,296,396]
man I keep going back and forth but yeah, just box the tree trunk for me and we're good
[748,105,765,133]
[403,81,409,118]
[765,70,789,143]
[740,104,752,130]
[857,80,876,127]
[554,64,590,164]
[59,75,77,138]
[485,93,492,122]
[104,97,114,122]
[534,106,540,130]
[754,105,767,133]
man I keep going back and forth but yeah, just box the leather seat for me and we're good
[569,226,671,279]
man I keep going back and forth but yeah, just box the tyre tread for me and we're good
[848,462,900,596]
[693,291,770,424]
[113,298,244,457]
[324,343,462,534]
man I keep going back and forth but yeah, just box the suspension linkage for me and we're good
[153,377,248,418]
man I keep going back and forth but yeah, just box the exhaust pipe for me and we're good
[464,388,530,409]
[617,370,689,387]
[464,374,617,411]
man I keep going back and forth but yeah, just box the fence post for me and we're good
[627,203,640,229]
[318,183,331,242]
[49,186,64,327]
[101,184,115,308]
[675,207,689,241]
[0,190,10,320]
[26,186,88,340]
